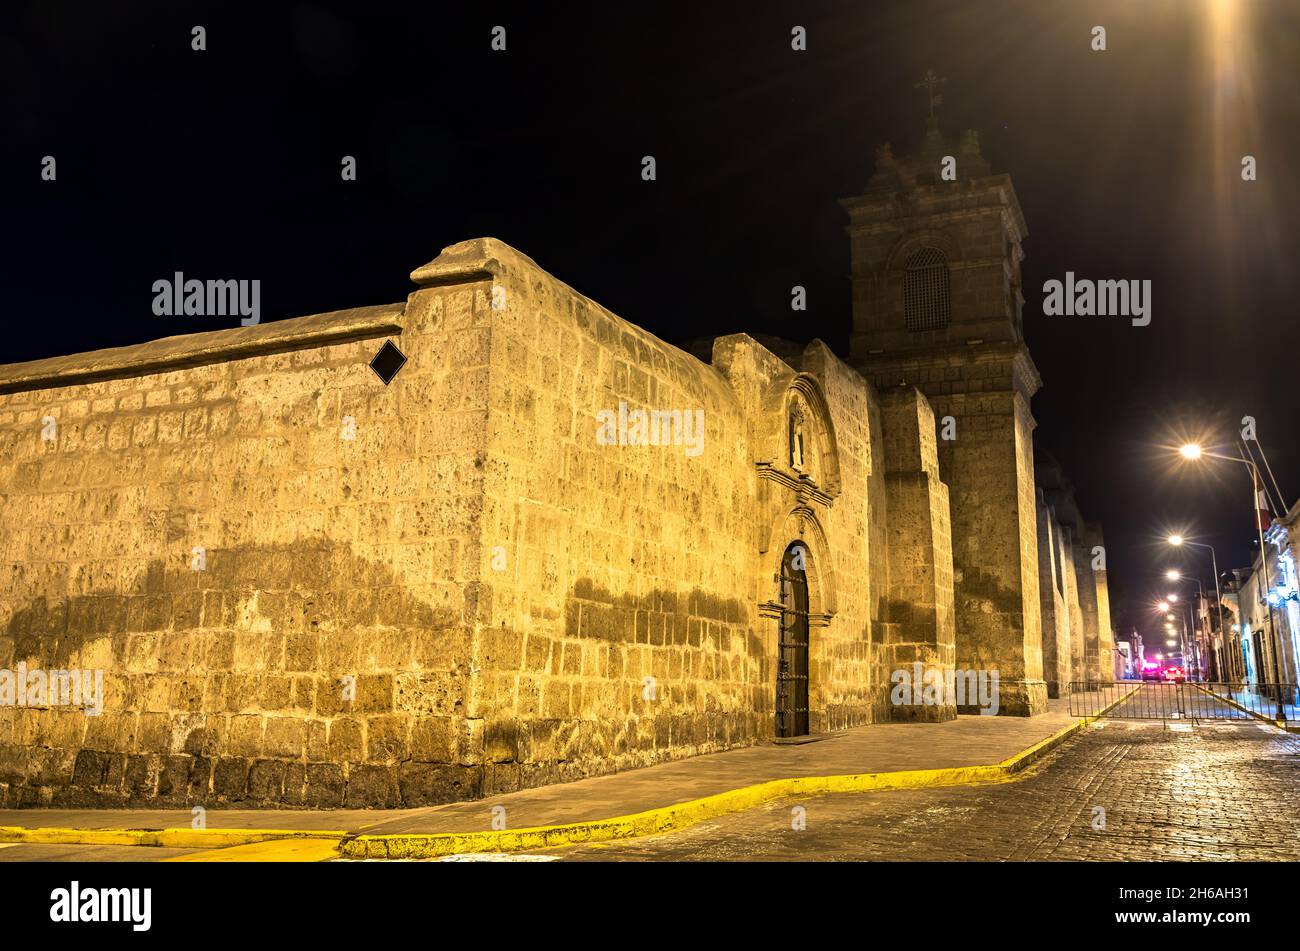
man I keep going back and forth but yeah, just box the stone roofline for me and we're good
[0,303,405,395]
[0,237,831,406]
[0,236,554,396]
[409,235,546,288]
[0,238,619,396]
[413,237,770,384]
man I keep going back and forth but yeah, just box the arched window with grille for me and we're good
[903,247,951,331]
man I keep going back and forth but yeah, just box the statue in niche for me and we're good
[790,405,806,471]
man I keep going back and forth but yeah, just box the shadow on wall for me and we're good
[0,544,767,809]
[0,542,481,809]
[952,566,1025,620]
[558,578,763,756]
[564,577,755,652]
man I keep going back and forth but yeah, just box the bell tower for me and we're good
[842,78,1047,715]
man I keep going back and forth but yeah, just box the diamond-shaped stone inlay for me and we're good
[369,340,407,385]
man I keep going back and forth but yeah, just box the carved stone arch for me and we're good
[756,372,843,500]
[757,507,837,625]
[789,375,843,499]
[885,229,963,270]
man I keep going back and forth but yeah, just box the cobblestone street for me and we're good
[548,720,1300,861]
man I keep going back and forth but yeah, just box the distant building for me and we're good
[1115,639,1134,679]
[1231,499,1300,692]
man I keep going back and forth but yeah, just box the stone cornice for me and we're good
[857,341,1042,401]
[410,236,545,288]
[0,303,405,395]
[841,173,1027,240]
[756,463,835,508]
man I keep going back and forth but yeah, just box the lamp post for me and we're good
[1178,444,1290,713]
[1168,534,1226,682]
[1165,570,1208,680]
[1155,597,1192,679]
[1161,599,1189,677]
[1168,596,1199,681]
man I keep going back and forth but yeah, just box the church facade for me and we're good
[0,124,1113,808]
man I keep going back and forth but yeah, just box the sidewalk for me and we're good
[0,697,1089,843]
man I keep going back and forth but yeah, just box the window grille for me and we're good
[903,247,951,331]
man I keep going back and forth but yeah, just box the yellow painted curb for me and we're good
[340,687,1140,861]
[994,685,1138,770]
[0,826,347,850]
[1190,683,1289,729]
[164,838,343,862]
[0,689,1139,862]
[340,764,1008,860]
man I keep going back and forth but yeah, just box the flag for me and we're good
[1256,487,1273,531]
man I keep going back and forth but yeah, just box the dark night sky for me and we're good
[4,0,1299,643]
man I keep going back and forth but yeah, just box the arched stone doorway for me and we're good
[776,542,811,737]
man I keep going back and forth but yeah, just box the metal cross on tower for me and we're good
[914,68,946,117]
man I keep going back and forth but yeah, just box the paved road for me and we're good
[545,719,1300,861]
[6,711,1295,863]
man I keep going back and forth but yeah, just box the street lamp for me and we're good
[1167,532,1227,683]
[1155,566,1201,677]
[1177,443,1291,706]
[1167,573,1210,681]
[1174,600,1197,678]
[1154,586,1194,676]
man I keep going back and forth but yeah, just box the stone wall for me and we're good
[1035,456,1114,690]
[930,381,1045,715]
[878,387,956,720]
[1075,536,1103,682]
[0,237,901,808]
[796,341,894,727]
[427,240,761,790]
[0,300,493,807]
[438,238,892,793]
[1086,522,1116,680]
[1034,492,1072,698]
